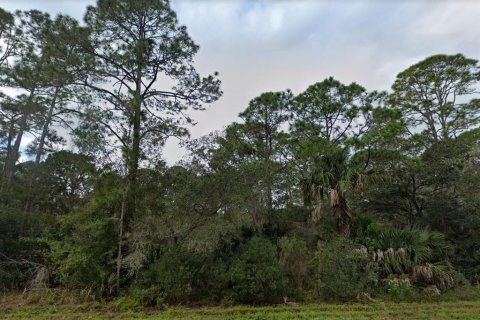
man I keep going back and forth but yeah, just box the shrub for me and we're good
[311,237,375,301]
[0,207,51,291]
[278,237,311,293]
[410,262,455,291]
[386,276,416,302]
[366,226,452,272]
[228,237,288,304]
[48,173,123,294]
[112,296,142,312]
[134,246,198,305]
[452,271,470,288]
[49,209,118,293]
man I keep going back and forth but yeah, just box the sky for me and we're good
[2,0,480,164]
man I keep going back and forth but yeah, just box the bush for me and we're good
[311,237,375,301]
[278,237,311,294]
[228,237,288,304]
[386,277,416,302]
[452,271,470,288]
[0,207,51,291]
[49,209,118,293]
[48,173,122,294]
[112,296,142,312]
[134,246,199,305]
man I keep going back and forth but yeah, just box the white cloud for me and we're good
[18,133,35,163]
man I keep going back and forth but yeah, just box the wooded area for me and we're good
[1,0,479,307]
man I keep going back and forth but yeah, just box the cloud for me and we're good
[1,0,95,20]
[3,0,480,164]
[18,134,35,163]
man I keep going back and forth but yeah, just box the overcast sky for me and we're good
[2,0,480,164]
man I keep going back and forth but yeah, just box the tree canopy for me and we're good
[0,0,480,307]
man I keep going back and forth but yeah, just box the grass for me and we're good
[2,291,480,319]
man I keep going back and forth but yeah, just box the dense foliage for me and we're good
[1,0,479,306]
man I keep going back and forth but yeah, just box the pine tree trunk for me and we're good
[24,88,61,213]
[116,186,127,292]
[116,75,142,292]
[2,90,35,189]
[34,87,60,165]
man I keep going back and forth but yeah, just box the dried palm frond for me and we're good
[410,262,454,291]
[311,201,323,222]
[330,188,339,207]
[27,266,50,290]
[412,263,434,282]
[372,247,412,275]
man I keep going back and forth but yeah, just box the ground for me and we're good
[2,300,480,319]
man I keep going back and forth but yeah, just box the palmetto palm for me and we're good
[302,147,358,237]
[369,226,454,290]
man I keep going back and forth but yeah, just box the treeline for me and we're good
[1,0,480,306]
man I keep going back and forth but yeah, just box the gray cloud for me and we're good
[2,0,479,164]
